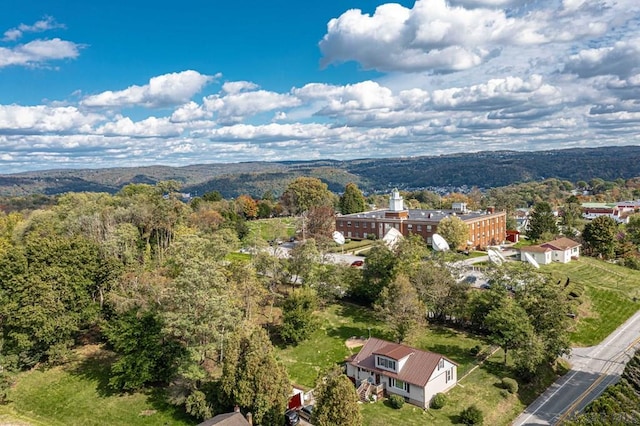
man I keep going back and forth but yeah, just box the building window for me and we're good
[392,379,410,392]
[427,225,432,231]
[376,356,396,371]
[438,359,444,369]
[446,369,452,383]
[371,222,376,228]
[337,220,343,227]
[355,222,359,227]
[407,224,413,229]
[417,225,422,231]
[347,221,351,226]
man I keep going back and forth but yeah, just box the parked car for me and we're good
[300,405,313,421]
[350,260,364,267]
[285,409,300,426]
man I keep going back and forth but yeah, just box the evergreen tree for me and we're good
[339,182,367,214]
[280,287,318,345]
[527,202,559,241]
[313,367,362,426]
[104,309,185,391]
[221,326,291,426]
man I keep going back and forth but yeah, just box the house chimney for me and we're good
[246,412,253,425]
[487,206,495,214]
[234,405,240,413]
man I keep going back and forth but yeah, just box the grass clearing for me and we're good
[247,217,296,241]
[542,257,640,346]
[1,346,194,426]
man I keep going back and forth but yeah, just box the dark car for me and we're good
[350,260,364,267]
[285,409,300,426]
[300,405,313,421]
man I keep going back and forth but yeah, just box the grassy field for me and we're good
[247,217,296,241]
[542,257,640,346]
[0,346,194,426]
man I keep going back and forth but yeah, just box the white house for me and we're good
[520,237,581,265]
[345,338,457,409]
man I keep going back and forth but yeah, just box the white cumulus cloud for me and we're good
[0,38,82,68]
[82,70,213,108]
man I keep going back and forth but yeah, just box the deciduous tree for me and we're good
[281,177,335,216]
[437,215,469,250]
[484,298,535,364]
[352,242,396,304]
[374,275,424,343]
[582,215,618,259]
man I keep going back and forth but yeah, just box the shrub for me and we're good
[460,404,484,425]
[469,345,482,356]
[430,392,447,409]
[499,389,510,399]
[389,394,405,409]
[501,377,519,394]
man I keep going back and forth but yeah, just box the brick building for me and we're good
[335,190,506,249]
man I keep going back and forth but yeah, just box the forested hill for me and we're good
[1,145,640,197]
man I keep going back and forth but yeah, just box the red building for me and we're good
[335,190,506,250]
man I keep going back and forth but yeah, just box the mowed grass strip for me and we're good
[4,346,193,426]
[543,257,640,346]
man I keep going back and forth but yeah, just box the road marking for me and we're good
[556,335,640,423]
[515,312,640,425]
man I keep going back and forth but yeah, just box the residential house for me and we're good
[581,202,633,224]
[336,190,506,250]
[520,237,581,265]
[345,337,457,409]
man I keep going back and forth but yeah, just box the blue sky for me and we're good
[1,0,640,173]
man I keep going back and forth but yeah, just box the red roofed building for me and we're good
[345,337,457,409]
[520,237,581,265]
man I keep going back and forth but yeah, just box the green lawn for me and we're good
[542,257,640,346]
[247,217,296,241]
[1,347,194,426]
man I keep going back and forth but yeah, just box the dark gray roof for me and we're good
[197,412,250,426]
[338,208,500,222]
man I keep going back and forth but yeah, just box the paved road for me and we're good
[513,309,640,425]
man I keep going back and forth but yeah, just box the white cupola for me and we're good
[389,189,404,211]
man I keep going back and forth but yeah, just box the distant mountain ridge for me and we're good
[1,146,639,197]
